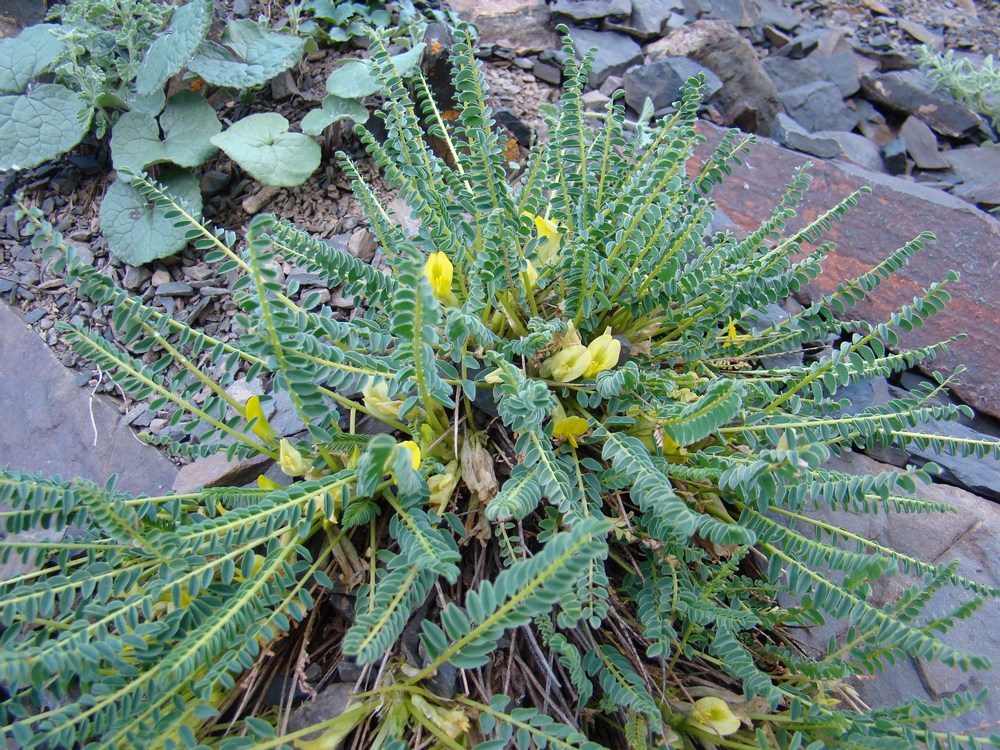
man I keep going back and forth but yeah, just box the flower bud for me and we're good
[423,251,454,303]
[245,395,277,441]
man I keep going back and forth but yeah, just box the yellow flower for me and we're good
[428,460,460,513]
[689,696,741,737]
[524,211,562,264]
[524,259,538,288]
[539,344,592,383]
[278,439,311,477]
[584,327,621,378]
[256,474,283,491]
[723,317,752,346]
[424,251,454,303]
[410,695,471,739]
[362,378,403,421]
[398,440,421,471]
[245,395,277,441]
[552,415,589,448]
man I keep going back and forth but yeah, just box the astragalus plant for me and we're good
[2,25,999,750]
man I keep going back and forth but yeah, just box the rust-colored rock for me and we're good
[694,121,1000,420]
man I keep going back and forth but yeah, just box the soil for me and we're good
[0,0,997,449]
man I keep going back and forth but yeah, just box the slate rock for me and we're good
[952,181,1000,209]
[762,54,827,93]
[900,418,1000,501]
[757,0,800,31]
[268,389,308,437]
[815,51,860,97]
[880,138,907,175]
[779,451,1000,733]
[568,28,644,87]
[447,0,557,54]
[533,60,563,85]
[648,20,782,133]
[693,120,1000,420]
[861,70,983,138]
[771,112,840,158]
[551,0,632,24]
[945,145,1000,186]
[0,301,177,491]
[899,115,949,169]
[287,683,356,740]
[623,57,721,113]
[774,29,821,59]
[701,0,760,28]
[155,281,194,297]
[778,81,856,133]
[813,130,885,172]
[172,452,273,493]
[628,0,683,34]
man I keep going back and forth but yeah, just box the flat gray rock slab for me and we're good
[0,301,177,497]
[790,451,1000,735]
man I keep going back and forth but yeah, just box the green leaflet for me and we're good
[419,517,611,673]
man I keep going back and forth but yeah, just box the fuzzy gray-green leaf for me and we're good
[211,113,320,186]
[135,0,213,96]
[0,85,91,171]
[99,167,202,264]
[0,23,63,94]
[188,20,304,90]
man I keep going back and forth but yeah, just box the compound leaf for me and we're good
[188,20,304,90]
[99,167,202,264]
[211,113,320,186]
[135,0,213,96]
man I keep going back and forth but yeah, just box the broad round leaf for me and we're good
[211,113,320,186]
[187,20,304,90]
[160,90,221,167]
[325,60,380,99]
[110,111,164,173]
[301,94,369,136]
[99,167,203,265]
[0,85,92,171]
[0,24,63,94]
[135,0,213,96]
[325,44,425,100]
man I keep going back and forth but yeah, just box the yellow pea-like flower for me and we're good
[398,440,421,471]
[428,460,460,513]
[278,439,311,477]
[552,415,589,448]
[256,474,283,491]
[523,211,562,264]
[539,344,592,383]
[424,251,454,303]
[689,696,741,737]
[245,395,277,441]
[361,378,403,421]
[524,259,539,288]
[584,327,621,378]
